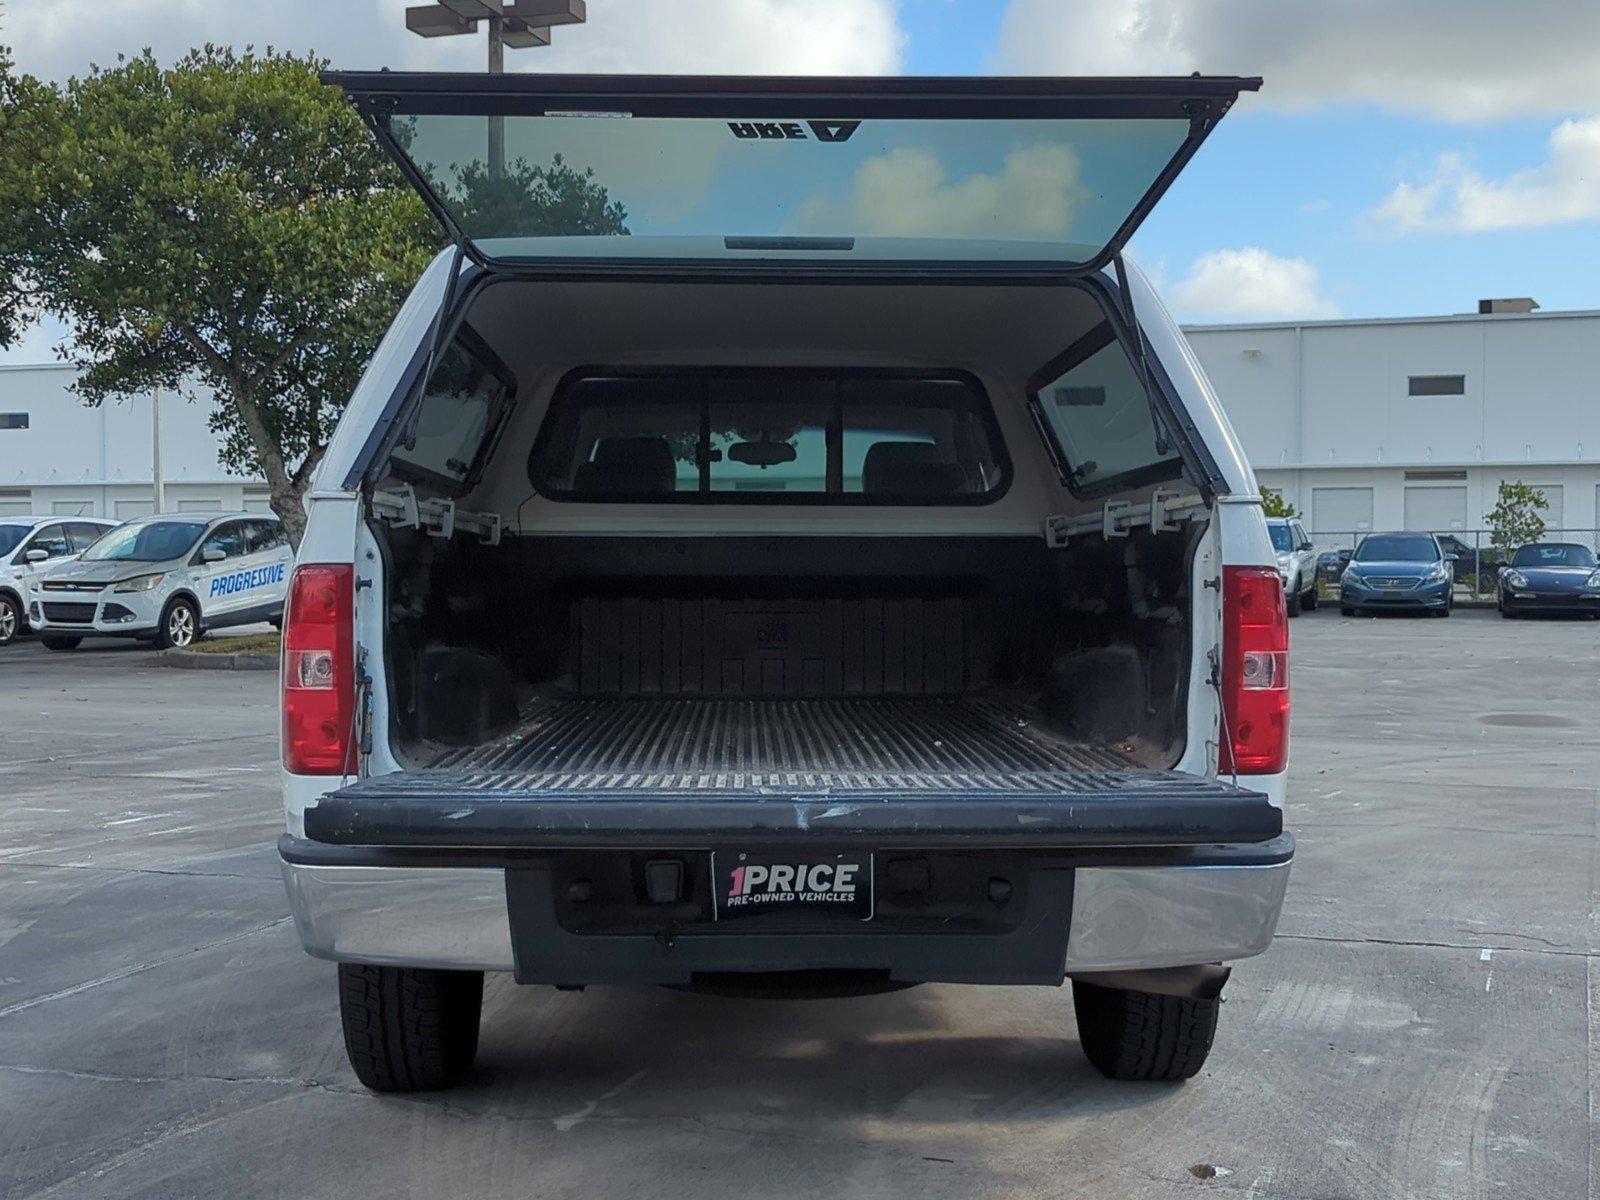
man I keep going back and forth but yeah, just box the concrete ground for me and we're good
[1,609,1595,1199]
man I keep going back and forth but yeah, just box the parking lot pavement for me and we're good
[1,608,1596,1200]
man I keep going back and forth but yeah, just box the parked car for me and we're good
[1432,533,1502,585]
[1498,542,1600,618]
[1316,548,1353,586]
[1265,517,1317,616]
[0,515,118,646]
[279,70,1293,1092]
[1339,532,1455,616]
[26,512,291,649]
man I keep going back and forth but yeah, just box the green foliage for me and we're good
[1260,490,1299,518]
[1486,480,1548,555]
[450,154,629,240]
[0,45,439,540]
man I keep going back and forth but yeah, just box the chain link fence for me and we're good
[1309,528,1600,601]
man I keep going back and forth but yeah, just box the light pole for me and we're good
[405,2,588,175]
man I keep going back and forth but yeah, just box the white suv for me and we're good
[0,515,118,646]
[1266,516,1319,616]
[278,72,1293,1092]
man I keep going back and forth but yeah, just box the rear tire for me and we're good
[41,635,82,651]
[338,964,483,1092]
[1285,579,1302,618]
[1072,980,1219,1082]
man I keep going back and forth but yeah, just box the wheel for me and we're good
[338,964,483,1092]
[1340,605,1356,617]
[1301,581,1318,611]
[1285,577,1302,618]
[1072,980,1219,1081]
[1436,595,1452,618]
[155,597,198,650]
[0,593,19,647]
[41,635,82,651]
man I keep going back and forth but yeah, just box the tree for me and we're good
[1261,489,1299,518]
[0,46,437,545]
[450,154,629,240]
[1486,480,1548,556]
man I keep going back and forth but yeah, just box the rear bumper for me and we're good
[279,832,1294,983]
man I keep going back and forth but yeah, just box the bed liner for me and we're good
[305,696,1280,849]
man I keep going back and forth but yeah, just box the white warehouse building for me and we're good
[0,363,267,519]
[1184,302,1600,553]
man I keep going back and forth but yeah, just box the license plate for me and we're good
[711,851,874,924]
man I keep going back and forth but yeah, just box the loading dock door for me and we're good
[1528,485,1564,532]
[1311,488,1374,544]
[1404,486,1467,532]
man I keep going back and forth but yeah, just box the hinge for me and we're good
[370,484,501,545]
[1045,488,1208,547]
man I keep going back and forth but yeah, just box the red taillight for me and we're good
[1220,564,1290,774]
[282,563,355,775]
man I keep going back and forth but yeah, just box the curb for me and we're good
[156,648,278,672]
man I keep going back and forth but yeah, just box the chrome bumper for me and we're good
[281,849,1291,976]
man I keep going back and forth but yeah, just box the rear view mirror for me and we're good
[1444,554,1459,563]
[726,440,797,468]
[203,548,226,563]
[1299,541,1313,552]
[25,548,48,563]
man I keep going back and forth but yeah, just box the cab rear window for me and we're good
[528,368,1008,505]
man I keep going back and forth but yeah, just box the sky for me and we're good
[4,0,1599,364]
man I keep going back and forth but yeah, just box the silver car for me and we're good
[1266,516,1319,616]
[27,512,291,650]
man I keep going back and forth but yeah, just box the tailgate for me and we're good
[302,768,1281,849]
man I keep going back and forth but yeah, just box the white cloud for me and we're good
[1171,248,1339,321]
[1371,117,1600,234]
[798,144,1089,239]
[994,0,1600,120]
[7,0,905,81]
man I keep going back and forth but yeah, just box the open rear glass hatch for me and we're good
[323,72,1260,271]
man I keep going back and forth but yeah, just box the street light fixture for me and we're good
[404,1,588,170]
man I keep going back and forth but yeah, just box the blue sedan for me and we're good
[1340,532,1455,617]
[1498,543,1600,618]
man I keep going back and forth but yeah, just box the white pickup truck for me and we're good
[278,72,1293,1092]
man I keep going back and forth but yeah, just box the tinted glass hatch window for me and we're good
[82,521,205,563]
[1355,535,1439,562]
[530,370,1007,504]
[1031,322,1181,491]
[390,331,515,491]
[1512,543,1596,568]
[388,113,1191,265]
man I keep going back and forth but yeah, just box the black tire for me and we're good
[1285,579,1301,618]
[41,634,82,651]
[338,963,483,1092]
[1302,582,1318,611]
[1072,980,1219,1082]
[0,593,20,647]
[1340,605,1356,617]
[154,597,199,650]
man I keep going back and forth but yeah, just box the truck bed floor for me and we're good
[424,696,1139,788]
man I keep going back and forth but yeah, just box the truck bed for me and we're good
[423,695,1138,786]
[304,696,1281,850]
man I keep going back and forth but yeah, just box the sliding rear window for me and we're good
[529,369,1009,505]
